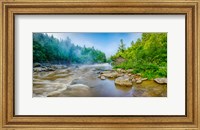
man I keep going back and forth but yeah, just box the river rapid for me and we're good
[33,63,167,97]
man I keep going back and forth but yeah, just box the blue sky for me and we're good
[46,32,142,57]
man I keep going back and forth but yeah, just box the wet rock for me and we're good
[154,78,167,84]
[100,76,106,80]
[33,63,41,67]
[136,79,142,84]
[141,78,148,81]
[102,72,119,78]
[114,76,132,87]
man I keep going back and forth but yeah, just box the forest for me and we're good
[111,33,167,79]
[33,33,167,79]
[33,32,167,97]
[33,33,106,64]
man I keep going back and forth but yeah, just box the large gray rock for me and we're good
[154,78,167,84]
[114,76,132,87]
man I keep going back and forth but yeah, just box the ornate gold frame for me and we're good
[0,0,199,129]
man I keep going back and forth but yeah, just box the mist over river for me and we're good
[33,63,167,97]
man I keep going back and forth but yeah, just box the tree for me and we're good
[33,33,107,64]
[118,39,126,52]
[111,33,167,79]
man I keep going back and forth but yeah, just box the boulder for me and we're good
[114,76,132,87]
[102,72,119,78]
[100,76,106,80]
[136,79,142,84]
[154,78,167,84]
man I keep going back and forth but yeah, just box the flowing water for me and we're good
[33,63,167,97]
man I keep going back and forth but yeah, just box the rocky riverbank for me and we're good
[33,63,167,97]
[97,68,167,86]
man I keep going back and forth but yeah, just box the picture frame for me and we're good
[0,0,199,129]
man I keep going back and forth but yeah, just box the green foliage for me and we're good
[111,33,167,79]
[117,39,126,52]
[33,33,106,64]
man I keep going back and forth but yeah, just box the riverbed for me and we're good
[33,63,167,97]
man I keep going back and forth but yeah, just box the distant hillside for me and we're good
[33,33,106,64]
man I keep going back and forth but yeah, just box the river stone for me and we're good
[136,79,142,84]
[100,76,106,80]
[114,76,132,87]
[102,72,119,78]
[154,78,167,84]
[141,78,148,81]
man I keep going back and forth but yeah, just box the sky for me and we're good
[46,32,142,58]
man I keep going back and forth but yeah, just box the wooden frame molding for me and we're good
[0,0,199,129]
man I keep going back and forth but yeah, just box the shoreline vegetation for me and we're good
[33,33,167,97]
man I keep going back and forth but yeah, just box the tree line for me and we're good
[33,33,106,64]
[111,33,167,79]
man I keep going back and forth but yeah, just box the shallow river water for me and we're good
[33,63,167,97]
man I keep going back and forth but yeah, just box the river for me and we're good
[33,63,167,97]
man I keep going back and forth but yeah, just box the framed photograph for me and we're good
[0,0,199,129]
